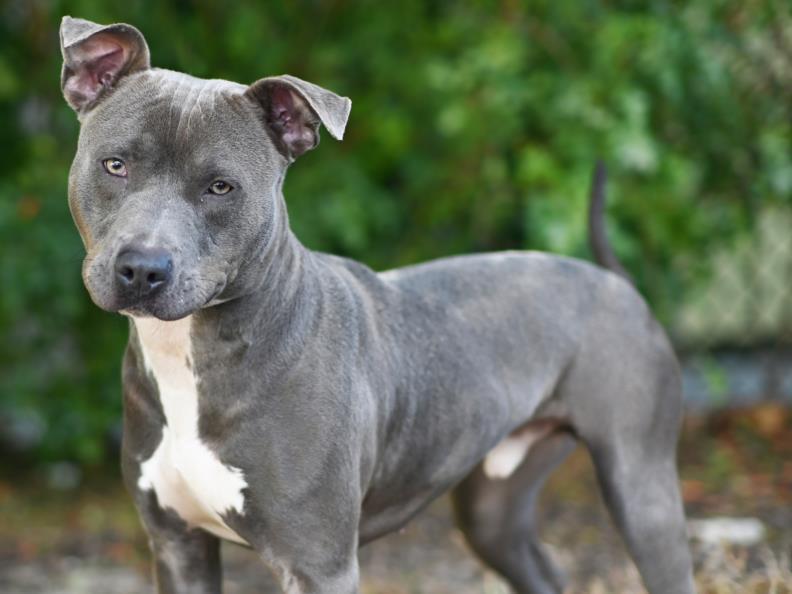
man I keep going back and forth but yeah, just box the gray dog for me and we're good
[60,16,696,594]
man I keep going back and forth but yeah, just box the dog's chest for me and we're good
[132,316,248,545]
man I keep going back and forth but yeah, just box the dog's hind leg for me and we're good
[451,429,577,594]
[575,407,696,593]
[586,443,696,594]
[565,328,697,594]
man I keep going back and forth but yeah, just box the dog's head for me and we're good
[60,16,350,320]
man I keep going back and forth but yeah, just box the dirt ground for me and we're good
[1,406,790,594]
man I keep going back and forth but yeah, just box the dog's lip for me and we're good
[203,282,228,307]
[115,282,227,320]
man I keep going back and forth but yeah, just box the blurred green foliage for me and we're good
[0,0,790,467]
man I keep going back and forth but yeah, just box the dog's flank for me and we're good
[61,15,696,594]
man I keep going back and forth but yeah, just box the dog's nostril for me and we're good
[147,271,164,285]
[115,248,173,295]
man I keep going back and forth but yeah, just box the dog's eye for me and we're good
[102,158,127,177]
[208,180,233,195]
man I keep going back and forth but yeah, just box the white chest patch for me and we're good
[133,316,248,545]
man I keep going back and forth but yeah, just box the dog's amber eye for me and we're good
[208,180,233,195]
[102,158,127,177]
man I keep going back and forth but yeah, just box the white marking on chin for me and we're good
[483,426,550,480]
[133,316,249,545]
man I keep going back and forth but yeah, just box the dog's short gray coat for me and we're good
[60,16,697,594]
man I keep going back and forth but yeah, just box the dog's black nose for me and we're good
[114,248,173,296]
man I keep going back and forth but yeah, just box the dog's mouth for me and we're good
[83,245,230,320]
[203,282,228,307]
[111,279,227,321]
[119,298,189,321]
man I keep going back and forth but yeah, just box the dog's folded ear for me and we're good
[245,75,351,160]
[60,16,150,114]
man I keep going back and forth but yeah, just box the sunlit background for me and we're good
[0,1,790,593]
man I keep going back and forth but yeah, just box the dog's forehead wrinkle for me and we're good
[81,70,248,160]
[147,70,246,142]
[98,119,258,191]
[152,68,246,94]
[153,82,268,176]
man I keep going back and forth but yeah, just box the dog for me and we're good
[60,16,697,594]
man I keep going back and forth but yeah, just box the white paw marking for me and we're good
[133,316,249,545]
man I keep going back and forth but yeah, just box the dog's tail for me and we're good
[588,160,632,283]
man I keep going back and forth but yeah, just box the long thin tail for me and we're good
[588,160,632,282]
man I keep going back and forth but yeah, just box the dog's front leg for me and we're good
[238,513,361,594]
[121,443,223,594]
[266,560,360,594]
[135,492,223,594]
[120,348,223,594]
[257,550,359,594]
[232,475,362,594]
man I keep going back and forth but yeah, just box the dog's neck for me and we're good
[130,184,323,375]
[192,188,320,349]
